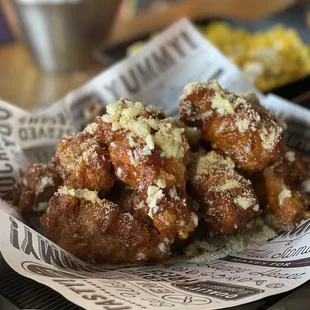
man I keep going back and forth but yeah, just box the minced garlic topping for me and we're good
[147,185,164,218]
[84,122,98,134]
[56,186,102,204]
[189,151,258,211]
[41,176,55,188]
[285,151,295,163]
[190,151,235,178]
[181,80,283,151]
[101,99,187,158]
[278,185,292,206]
[211,92,235,115]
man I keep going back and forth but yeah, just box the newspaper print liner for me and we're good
[1,19,310,310]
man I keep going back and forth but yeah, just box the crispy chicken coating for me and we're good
[180,80,284,172]
[105,182,151,224]
[252,150,310,229]
[86,99,198,240]
[53,132,115,192]
[188,151,259,236]
[14,163,62,215]
[41,187,170,263]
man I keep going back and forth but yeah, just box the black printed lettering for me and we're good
[0,108,11,120]
[0,124,11,136]
[167,35,186,57]
[136,58,157,84]
[152,46,175,72]
[9,217,20,250]
[0,163,13,173]
[70,287,96,295]
[0,151,8,161]
[82,293,107,301]
[121,69,140,94]
[180,30,197,49]
[21,227,40,259]
[104,80,121,101]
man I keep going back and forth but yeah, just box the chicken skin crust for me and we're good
[14,163,62,215]
[180,80,284,172]
[252,150,310,229]
[86,98,198,240]
[41,187,170,263]
[53,132,115,192]
[188,151,259,236]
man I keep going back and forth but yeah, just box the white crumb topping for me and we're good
[180,218,276,263]
[192,151,235,178]
[128,150,138,167]
[182,80,235,116]
[259,125,279,150]
[285,151,295,163]
[156,178,166,189]
[236,117,250,133]
[300,179,310,193]
[116,167,122,178]
[35,202,49,212]
[125,213,134,221]
[23,178,29,187]
[181,80,222,99]
[158,243,166,253]
[234,197,256,210]
[212,180,240,192]
[147,186,164,218]
[56,186,101,204]
[192,213,199,227]
[41,176,55,188]
[145,134,155,150]
[253,204,259,212]
[136,252,146,260]
[84,122,98,134]
[169,186,179,200]
[137,201,145,209]
[211,92,235,115]
[141,144,152,156]
[278,186,292,206]
[102,99,187,158]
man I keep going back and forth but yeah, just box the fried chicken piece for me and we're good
[53,132,115,192]
[188,151,259,236]
[105,182,151,224]
[180,80,284,172]
[41,187,170,263]
[14,163,62,215]
[252,150,310,229]
[86,99,198,240]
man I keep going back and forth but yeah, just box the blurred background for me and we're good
[0,0,309,109]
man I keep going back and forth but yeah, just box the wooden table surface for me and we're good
[0,42,104,110]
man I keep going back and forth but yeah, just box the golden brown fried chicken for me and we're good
[105,182,151,224]
[252,150,310,229]
[188,151,259,236]
[41,187,170,263]
[180,80,284,172]
[53,132,115,192]
[86,99,198,240]
[14,163,62,215]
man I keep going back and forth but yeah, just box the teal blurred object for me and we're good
[0,8,13,44]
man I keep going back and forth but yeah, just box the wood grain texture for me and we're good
[0,43,103,109]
